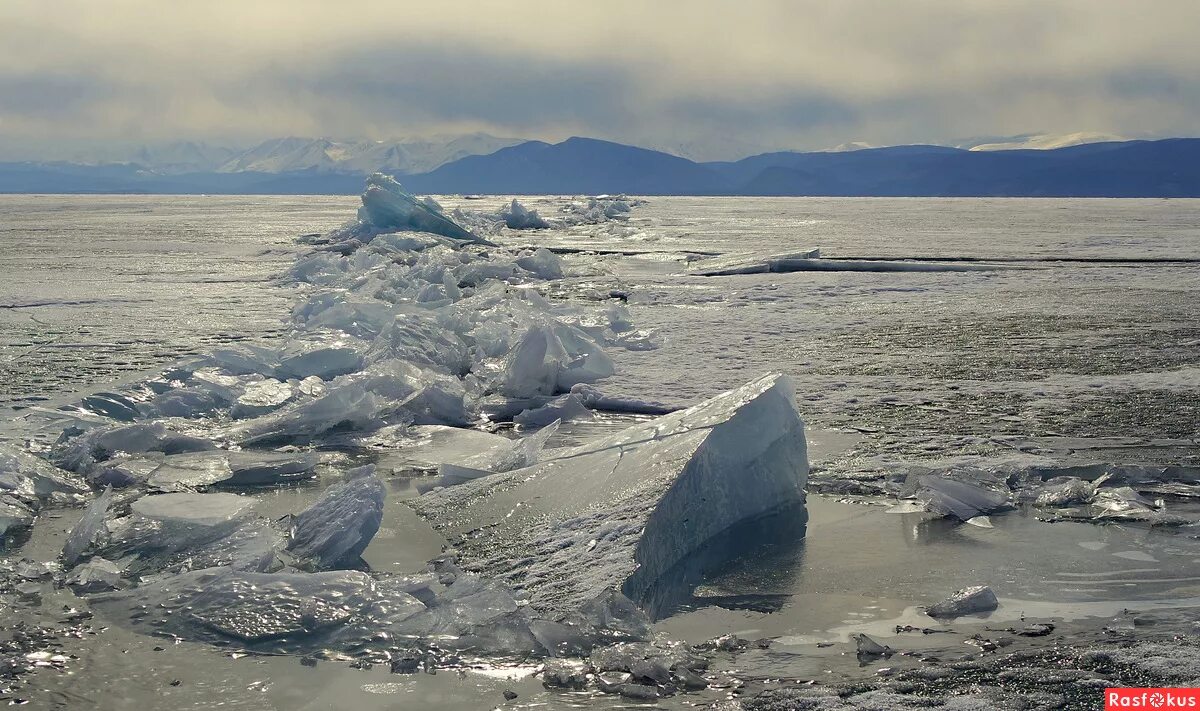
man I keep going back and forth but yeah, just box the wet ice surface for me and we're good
[3,194,1200,708]
[0,194,355,411]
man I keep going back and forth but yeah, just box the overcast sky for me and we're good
[2,0,1199,160]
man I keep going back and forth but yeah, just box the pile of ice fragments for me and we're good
[2,176,813,698]
[869,455,1200,529]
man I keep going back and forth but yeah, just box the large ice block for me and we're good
[410,373,808,620]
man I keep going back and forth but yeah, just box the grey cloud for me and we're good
[2,1,1200,158]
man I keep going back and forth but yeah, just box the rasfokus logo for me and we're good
[1107,689,1200,709]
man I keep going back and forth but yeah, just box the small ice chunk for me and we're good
[1,494,35,538]
[1090,486,1160,520]
[906,473,1013,522]
[236,382,379,445]
[88,454,162,488]
[147,450,318,489]
[147,451,232,490]
[225,451,319,486]
[66,557,124,594]
[926,585,999,618]
[853,633,893,659]
[515,248,564,279]
[1033,477,1098,507]
[500,325,561,398]
[62,486,114,565]
[514,394,593,427]
[502,199,551,230]
[93,567,379,646]
[417,421,560,493]
[232,379,296,418]
[499,323,614,399]
[52,422,214,473]
[287,467,385,569]
[372,426,511,476]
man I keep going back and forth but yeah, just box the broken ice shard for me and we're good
[98,492,257,570]
[416,420,559,493]
[1,496,34,539]
[62,485,113,565]
[411,373,808,620]
[287,466,385,569]
[904,472,1013,522]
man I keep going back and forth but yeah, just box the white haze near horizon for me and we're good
[1,0,1199,161]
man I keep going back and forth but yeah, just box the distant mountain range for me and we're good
[2,136,1198,197]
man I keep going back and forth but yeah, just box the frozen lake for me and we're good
[3,194,1200,708]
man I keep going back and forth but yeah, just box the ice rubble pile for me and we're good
[468,195,645,237]
[70,373,810,664]
[8,175,696,661]
[879,456,1200,527]
[1,444,89,538]
[39,175,654,486]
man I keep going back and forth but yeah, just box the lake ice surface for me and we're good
[2,194,1200,708]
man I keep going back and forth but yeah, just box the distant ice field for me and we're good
[3,194,1198,469]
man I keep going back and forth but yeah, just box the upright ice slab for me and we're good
[287,467,385,569]
[411,373,808,620]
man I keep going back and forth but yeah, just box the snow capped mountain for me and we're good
[961,132,1126,151]
[215,134,524,174]
[9,134,525,175]
[824,141,874,152]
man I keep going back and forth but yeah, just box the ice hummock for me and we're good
[502,199,551,230]
[357,173,485,243]
[411,373,809,620]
